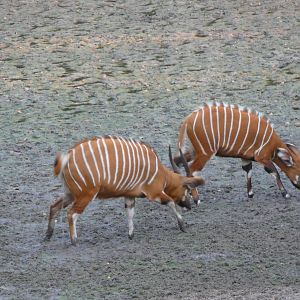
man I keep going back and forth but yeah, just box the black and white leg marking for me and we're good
[263,161,290,198]
[125,198,135,239]
[241,159,254,198]
[167,201,185,232]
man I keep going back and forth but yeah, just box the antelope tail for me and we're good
[177,121,187,151]
[174,121,190,166]
[54,152,69,177]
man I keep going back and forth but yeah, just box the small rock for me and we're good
[195,30,208,38]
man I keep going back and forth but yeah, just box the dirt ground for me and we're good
[0,0,299,299]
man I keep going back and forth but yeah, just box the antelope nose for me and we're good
[184,198,192,210]
[292,176,300,189]
[193,195,199,205]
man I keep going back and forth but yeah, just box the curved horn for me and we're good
[169,145,180,174]
[179,148,191,177]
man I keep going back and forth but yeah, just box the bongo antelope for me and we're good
[45,136,204,245]
[174,102,300,200]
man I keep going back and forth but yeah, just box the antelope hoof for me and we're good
[128,232,134,240]
[43,235,51,242]
[71,238,77,246]
[44,230,53,241]
[248,189,254,198]
[281,191,290,199]
[178,221,186,233]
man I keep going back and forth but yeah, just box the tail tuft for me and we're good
[53,152,69,177]
[197,176,205,186]
[177,121,188,151]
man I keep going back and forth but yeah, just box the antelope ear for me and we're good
[277,148,294,167]
[184,176,205,188]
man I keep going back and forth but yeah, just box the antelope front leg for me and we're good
[144,189,186,232]
[262,160,290,198]
[167,200,185,232]
[125,197,135,239]
[160,191,185,232]
[241,159,254,198]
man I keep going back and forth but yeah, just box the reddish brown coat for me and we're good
[46,135,204,244]
[175,102,300,198]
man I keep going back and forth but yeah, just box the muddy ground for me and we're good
[0,0,299,299]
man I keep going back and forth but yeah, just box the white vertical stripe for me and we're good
[227,109,242,153]
[178,123,187,151]
[148,154,158,184]
[244,114,262,155]
[67,160,82,191]
[225,106,234,151]
[81,144,96,187]
[129,139,141,190]
[124,140,136,190]
[255,121,271,155]
[237,110,251,154]
[110,136,119,185]
[88,141,100,184]
[72,149,87,186]
[216,105,220,150]
[192,111,207,155]
[141,145,151,185]
[256,126,274,156]
[115,138,126,190]
[222,104,227,148]
[124,139,139,190]
[178,121,187,149]
[119,138,132,190]
[209,105,216,152]
[202,107,214,153]
[130,142,146,189]
[102,138,111,184]
[97,139,106,181]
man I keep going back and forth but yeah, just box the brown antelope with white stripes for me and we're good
[45,135,204,245]
[174,102,300,201]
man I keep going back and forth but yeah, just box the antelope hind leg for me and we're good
[67,194,95,245]
[261,160,290,198]
[125,197,135,239]
[44,194,73,241]
[241,159,254,198]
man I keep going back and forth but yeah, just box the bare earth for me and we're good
[0,0,299,299]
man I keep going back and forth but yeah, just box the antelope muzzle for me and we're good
[291,175,300,189]
[178,197,192,210]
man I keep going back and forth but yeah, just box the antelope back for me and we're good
[186,102,276,159]
[61,136,159,196]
